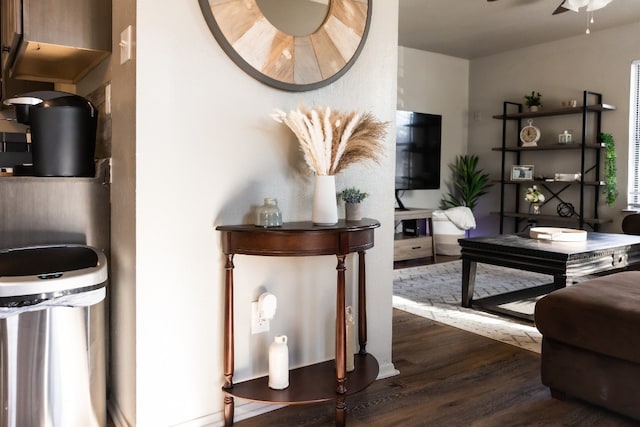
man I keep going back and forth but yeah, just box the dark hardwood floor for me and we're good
[233,309,638,426]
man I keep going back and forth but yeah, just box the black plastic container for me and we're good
[5,91,69,125]
[29,95,98,177]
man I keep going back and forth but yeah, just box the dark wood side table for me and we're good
[216,219,381,426]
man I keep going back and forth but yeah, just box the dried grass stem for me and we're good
[273,106,387,175]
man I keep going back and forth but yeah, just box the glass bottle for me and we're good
[255,198,283,227]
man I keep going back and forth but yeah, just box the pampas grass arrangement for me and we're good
[272,106,388,176]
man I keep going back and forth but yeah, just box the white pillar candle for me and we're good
[268,335,289,389]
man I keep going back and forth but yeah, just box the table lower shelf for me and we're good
[223,353,379,404]
[472,283,557,322]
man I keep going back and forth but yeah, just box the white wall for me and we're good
[129,1,399,426]
[396,47,470,211]
[469,22,640,235]
[75,6,639,427]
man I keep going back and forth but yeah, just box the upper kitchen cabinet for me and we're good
[0,0,51,100]
[1,0,19,70]
[1,0,111,91]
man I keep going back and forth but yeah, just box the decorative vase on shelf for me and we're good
[268,335,289,390]
[345,202,362,221]
[529,106,539,112]
[530,203,541,215]
[312,175,338,225]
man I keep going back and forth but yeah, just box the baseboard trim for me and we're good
[181,402,285,427]
[377,361,400,379]
[232,401,286,423]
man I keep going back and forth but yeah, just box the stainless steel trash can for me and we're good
[0,245,107,427]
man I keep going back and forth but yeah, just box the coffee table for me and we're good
[459,232,640,320]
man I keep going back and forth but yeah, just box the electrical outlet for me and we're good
[251,302,269,334]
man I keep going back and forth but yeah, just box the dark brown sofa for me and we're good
[534,271,640,420]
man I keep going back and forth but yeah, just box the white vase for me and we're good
[268,335,289,390]
[312,175,338,225]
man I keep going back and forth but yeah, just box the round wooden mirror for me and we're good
[198,0,372,91]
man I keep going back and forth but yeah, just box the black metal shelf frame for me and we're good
[494,90,615,233]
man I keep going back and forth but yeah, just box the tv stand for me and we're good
[394,208,436,263]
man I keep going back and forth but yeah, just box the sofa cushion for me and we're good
[535,271,640,364]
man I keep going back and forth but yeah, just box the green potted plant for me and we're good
[524,185,545,215]
[600,132,618,207]
[341,187,368,221]
[524,91,542,112]
[440,154,492,211]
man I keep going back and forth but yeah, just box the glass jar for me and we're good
[255,198,283,227]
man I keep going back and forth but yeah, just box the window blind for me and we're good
[629,60,640,208]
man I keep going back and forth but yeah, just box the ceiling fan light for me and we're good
[587,0,613,11]
[562,0,582,12]
[563,0,588,11]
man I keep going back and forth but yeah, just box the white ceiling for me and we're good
[398,0,640,59]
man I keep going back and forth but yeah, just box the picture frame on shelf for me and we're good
[511,165,534,181]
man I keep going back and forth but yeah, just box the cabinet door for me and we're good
[1,0,21,71]
[1,0,21,99]
[0,0,53,100]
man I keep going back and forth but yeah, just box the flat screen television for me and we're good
[395,110,442,209]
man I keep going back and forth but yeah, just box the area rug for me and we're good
[392,260,554,353]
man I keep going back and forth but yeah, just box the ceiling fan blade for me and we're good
[553,1,570,14]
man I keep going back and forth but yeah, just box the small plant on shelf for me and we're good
[524,91,542,111]
[524,185,545,203]
[525,185,545,215]
[341,187,368,221]
[600,132,618,207]
[340,187,368,204]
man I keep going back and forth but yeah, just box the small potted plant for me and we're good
[524,91,542,112]
[524,185,545,215]
[340,187,368,221]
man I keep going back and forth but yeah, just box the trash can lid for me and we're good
[0,245,107,300]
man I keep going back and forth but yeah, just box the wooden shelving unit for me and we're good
[492,90,615,233]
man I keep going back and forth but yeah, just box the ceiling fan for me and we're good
[553,0,614,15]
[486,0,614,15]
